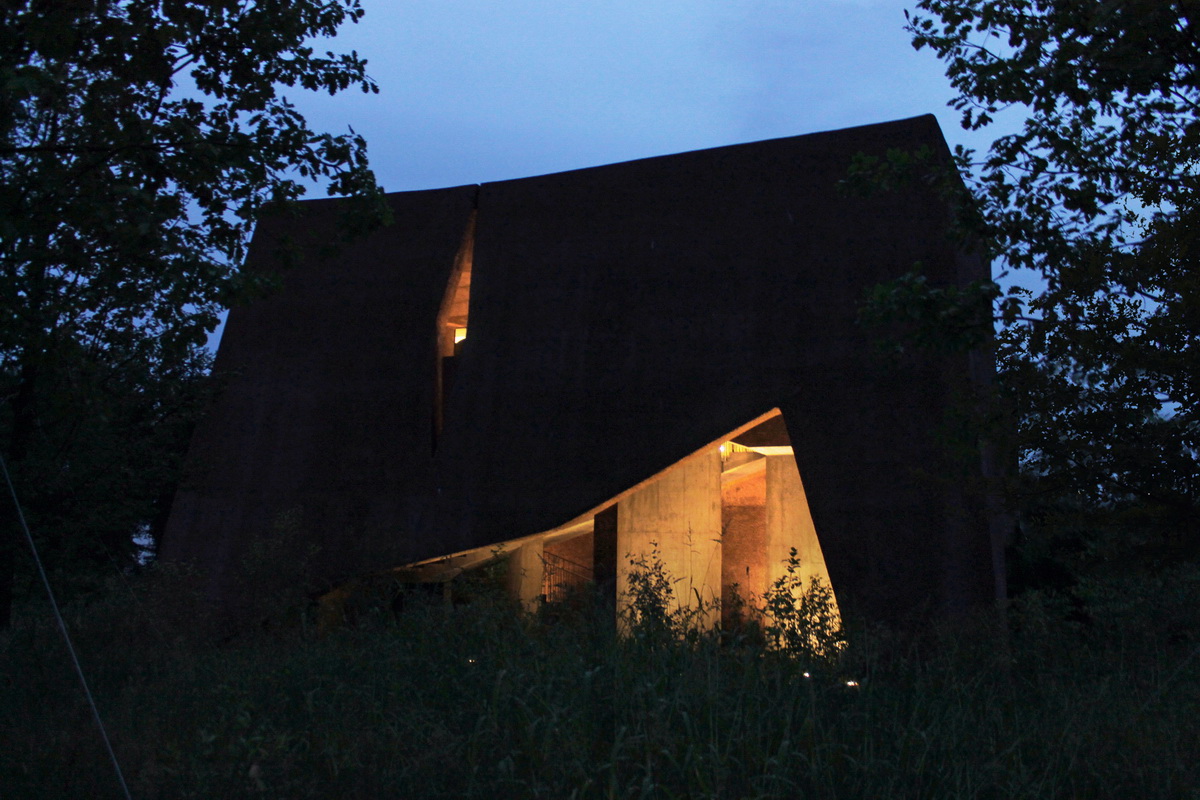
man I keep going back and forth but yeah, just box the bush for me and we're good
[761,547,846,665]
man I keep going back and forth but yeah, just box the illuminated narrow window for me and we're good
[434,211,475,446]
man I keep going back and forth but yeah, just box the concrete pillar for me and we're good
[504,539,544,611]
[765,454,834,598]
[617,449,722,629]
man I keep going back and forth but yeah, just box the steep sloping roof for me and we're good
[162,186,477,593]
[163,115,1000,619]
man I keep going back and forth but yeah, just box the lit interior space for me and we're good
[438,213,473,356]
[398,409,840,630]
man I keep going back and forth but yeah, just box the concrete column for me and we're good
[617,449,722,629]
[765,454,834,597]
[504,540,544,611]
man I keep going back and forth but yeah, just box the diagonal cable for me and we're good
[1,451,133,800]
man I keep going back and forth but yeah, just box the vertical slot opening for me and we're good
[434,210,476,449]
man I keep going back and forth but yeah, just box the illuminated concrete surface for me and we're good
[617,448,723,629]
[504,540,544,612]
[721,466,768,624]
[765,453,837,613]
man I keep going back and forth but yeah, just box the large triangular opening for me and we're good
[400,409,839,633]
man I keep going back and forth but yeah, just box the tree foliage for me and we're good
[0,0,384,622]
[893,1,1199,535]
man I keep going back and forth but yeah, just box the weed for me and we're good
[761,547,846,665]
[2,552,1198,798]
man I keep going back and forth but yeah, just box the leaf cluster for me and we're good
[0,1,384,600]
[761,548,847,664]
[1,0,381,367]
[871,1,1200,527]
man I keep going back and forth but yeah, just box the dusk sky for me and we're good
[208,1,1006,348]
[292,0,996,196]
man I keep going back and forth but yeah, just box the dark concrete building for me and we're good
[162,114,1006,625]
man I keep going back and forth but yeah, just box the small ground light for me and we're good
[845,680,860,687]
[802,672,811,678]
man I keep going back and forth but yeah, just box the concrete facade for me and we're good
[162,115,1005,624]
[504,540,545,612]
[617,449,723,629]
[765,455,830,598]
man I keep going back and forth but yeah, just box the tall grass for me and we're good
[2,554,1198,799]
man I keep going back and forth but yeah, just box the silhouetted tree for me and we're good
[0,0,385,626]
[865,1,1198,568]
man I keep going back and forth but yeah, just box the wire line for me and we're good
[1,451,133,800]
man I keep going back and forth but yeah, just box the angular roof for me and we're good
[163,115,1001,619]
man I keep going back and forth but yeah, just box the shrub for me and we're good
[761,547,847,665]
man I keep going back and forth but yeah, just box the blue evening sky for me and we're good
[293,0,993,195]
[208,1,1012,349]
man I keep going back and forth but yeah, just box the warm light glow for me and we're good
[454,328,468,344]
[745,445,793,456]
[845,680,859,687]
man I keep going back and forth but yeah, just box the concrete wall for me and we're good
[721,471,768,624]
[504,540,544,611]
[765,455,832,597]
[617,450,723,628]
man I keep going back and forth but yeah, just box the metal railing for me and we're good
[542,550,593,603]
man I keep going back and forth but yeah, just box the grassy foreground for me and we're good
[2,560,1199,799]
